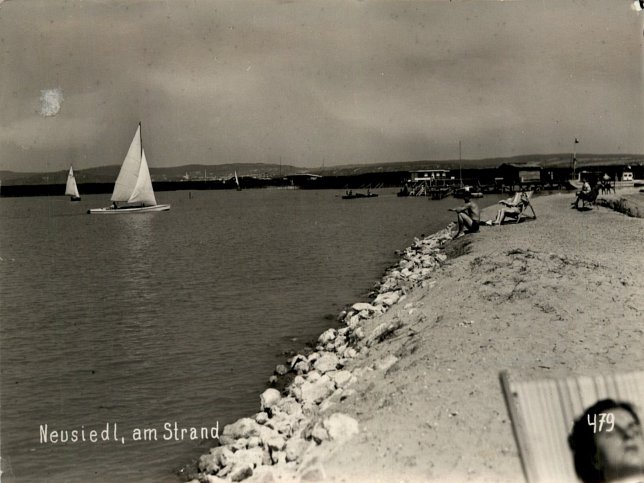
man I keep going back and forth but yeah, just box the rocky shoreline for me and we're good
[186,224,458,483]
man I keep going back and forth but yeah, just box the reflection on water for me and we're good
[0,189,504,482]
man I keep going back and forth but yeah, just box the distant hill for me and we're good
[2,154,642,186]
[315,153,644,177]
[0,163,306,186]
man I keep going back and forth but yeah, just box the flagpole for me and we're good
[572,138,578,179]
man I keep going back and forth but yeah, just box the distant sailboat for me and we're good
[234,171,241,191]
[65,166,81,201]
[88,123,170,214]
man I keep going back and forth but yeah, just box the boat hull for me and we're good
[341,193,378,199]
[87,204,171,214]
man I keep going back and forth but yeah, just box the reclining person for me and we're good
[487,191,532,225]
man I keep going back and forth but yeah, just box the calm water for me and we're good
[0,188,500,482]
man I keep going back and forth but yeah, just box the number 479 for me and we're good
[587,413,615,433]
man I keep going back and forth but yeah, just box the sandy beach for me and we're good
[191,189,644,483]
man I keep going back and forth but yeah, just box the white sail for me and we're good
[89,123,169,214]
[111,125,142,202]
[234,170,240,188]
[128,148,157,206]
[65,166,80,198]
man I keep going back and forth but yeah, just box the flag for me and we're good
[574,138,579,144]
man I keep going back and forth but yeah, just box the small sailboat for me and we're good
[88,123,170,214]
[65,166,81,201]
[234,170,242,191]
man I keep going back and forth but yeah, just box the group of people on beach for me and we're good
[448,188,534,239]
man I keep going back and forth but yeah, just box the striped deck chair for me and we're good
[500,370,644,483]
[499,192,523,208]
[494,191,536,224]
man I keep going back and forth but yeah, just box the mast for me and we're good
[459,140,463,187]
[572,137,578,179]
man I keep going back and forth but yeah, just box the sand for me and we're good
[292,190,644,483]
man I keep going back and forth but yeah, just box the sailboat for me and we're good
[234,171,241,191]
[88,123,170,214]
[65,166,81,201]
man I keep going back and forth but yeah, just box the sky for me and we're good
[0,0,642,172]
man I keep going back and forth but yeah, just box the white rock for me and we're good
[311,424,330,444]
[270,450,286,465]
[259,425,286,451]
[276,396,302,416]
[232,438,249,451]
[266,411,298,436]
[313,353,339,374]
[351,302,376,312]
[285,437,309,462]
[293,360,310,374]
[291,375,306,387]
[306,370,321,382]
[331,370,354,389]
[343,347,358,359]
[231,446,266,468]
[255,412,269,425]
[318,328,336,344]
[199,445,234,472]
[324,413,359,442]
[346,314,361,328]
[289,354,307,369]
[300,374,335,405]
[230,463,253,482]
[333,343,348,356]
[374,291,400,307]
[221,418,262,444]
[260,388,282,411]
[247,436,262,448]
[274,364,289,376]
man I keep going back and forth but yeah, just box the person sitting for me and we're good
[573,183,601,210]
[448,189,480,239]
[568,399,644,483]
[572,179,592,209]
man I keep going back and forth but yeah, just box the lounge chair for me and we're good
[490,191,536,225]
[499,192,522,208]
[576,185,600,210]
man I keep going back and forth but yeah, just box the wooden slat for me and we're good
[501,370,644,483]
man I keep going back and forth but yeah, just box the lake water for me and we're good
[0,188,501,482]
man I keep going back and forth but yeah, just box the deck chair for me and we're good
[577,185,600,209]
[499,192,523,208]
[500,370,644,483]
[496,191,536,224]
